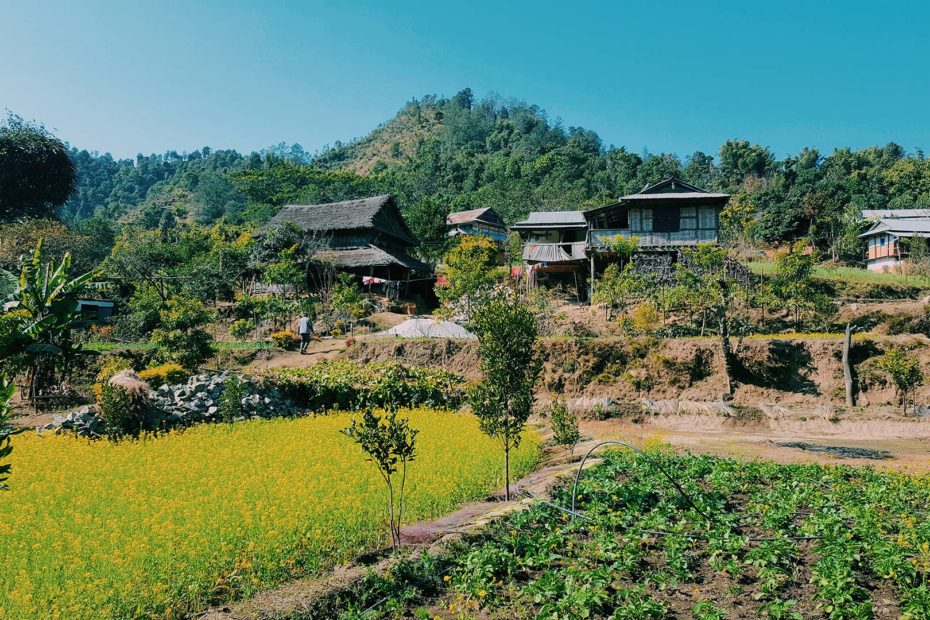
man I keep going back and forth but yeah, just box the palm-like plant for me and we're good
[3,239,96,401]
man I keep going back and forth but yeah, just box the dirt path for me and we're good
[581,414,930,473]
[241,339,348,374]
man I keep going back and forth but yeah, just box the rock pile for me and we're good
[149,371,299,424]
[43,406,106,438]
[41,371,299,438]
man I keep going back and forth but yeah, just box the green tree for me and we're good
[341,409,418,549]
[264,245,305,296]
[593,262,639,320]
[771,240,832,329]
[469,291,541,500]
[0,114,76,221]
[219,375,244,425]
[719,140,775,189]
[676,245,752,396]
[330,273,366,333]
[0,376,15,489]
[876,347,923,414]
[437,235,500,318]
[404,196,451,267]
[149,297,217,370]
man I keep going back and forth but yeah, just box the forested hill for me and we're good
[61,88,930,259]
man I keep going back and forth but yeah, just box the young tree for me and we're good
[469,291,542,500]
[437,235,500,318]
[593,262,639,320]
[877,347,923,414]
[676,245,753,397]
[330,273,366,334]
[549,398,580,456]
[0,375,15,489]
[771,240,832,330]
[341,409,418,549]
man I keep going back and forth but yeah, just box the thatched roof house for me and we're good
[267,195,430,278]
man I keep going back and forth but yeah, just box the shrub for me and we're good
[149,297,217,371]
[219,374,244,424]
[631,303,660,333]
[229,318,255,341]
[549,399,580,454]
[138,363,188,388]
[98,383,143,437]
[270,330,298,350]
[271,360,466,412]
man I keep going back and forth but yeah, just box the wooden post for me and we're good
[843,322,855,407]
[589,254,595,305]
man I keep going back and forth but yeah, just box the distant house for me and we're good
[446,207,508,242]
[508,177,730,299]
[859,218,930,272]
[267,195,431,280]
[510,211,589,294]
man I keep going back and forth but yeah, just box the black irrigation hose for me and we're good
[570,441,716,524]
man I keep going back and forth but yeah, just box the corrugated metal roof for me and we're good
[860,218,930,238]
[511,211,587,228]
[861,209,930,220]
[617,191,731,200]
[446,207,492,225]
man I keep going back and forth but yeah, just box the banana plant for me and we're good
[3,239,97,401]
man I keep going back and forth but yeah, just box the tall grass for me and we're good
[0,410,539,619]
[747,259,920,287]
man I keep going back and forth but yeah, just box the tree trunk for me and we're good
[842,323,855,407]
[718,313,735,398]
[504,445,511,501]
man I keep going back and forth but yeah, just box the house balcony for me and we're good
[588,229,718,250]
[523,241,588,263]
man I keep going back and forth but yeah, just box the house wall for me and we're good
[865,233,901,260]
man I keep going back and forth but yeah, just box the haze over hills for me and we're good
[57,87,930,261]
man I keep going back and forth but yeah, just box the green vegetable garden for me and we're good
[334,449,930,619]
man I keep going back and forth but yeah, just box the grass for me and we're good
[748,259,923,288]
[341,448,930,619]
[0,410,540,619]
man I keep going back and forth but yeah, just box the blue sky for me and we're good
[1,0,927,160]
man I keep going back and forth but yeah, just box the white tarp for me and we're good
[377,318,476,339]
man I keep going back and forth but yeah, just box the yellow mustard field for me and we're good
[0,409,540,620]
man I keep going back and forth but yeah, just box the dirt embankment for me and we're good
[348,334,930,411]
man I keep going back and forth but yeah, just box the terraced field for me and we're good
[0,409,539,619]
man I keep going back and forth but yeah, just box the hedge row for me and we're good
[269,360,468,412]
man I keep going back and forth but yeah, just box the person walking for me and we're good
[297,314,313,354]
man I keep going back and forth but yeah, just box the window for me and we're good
[652,207,680,233]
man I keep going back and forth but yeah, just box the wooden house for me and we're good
[510,211,589,296]
[859,218,930,272]
[446,207,508,243]
[267,195,431,280]
[584,177,729,251]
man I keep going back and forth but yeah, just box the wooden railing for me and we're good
[589,229,718,248]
